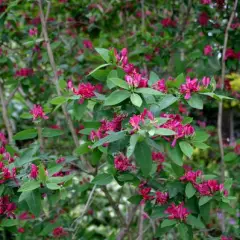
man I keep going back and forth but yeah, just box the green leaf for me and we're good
[88,63,111,76]
[134,140,152,177]
[179,141,193,158]
[73,100,87,121]
[186,215,205,229]
[104,90,130,106]
[224,152,238,163]
[161,219,177,228]
[127,134,139,158]
[157,95,178,111]
[192,142,209,149]
[75,141,91,155]
[151,206,167,219]
[92,173,113,185]
[171,162,184,177]
[0,219,18,227]
[224,178,233,191]
[187,94,203,109]
[175,73,185,87]
[25,190,42,217]
[130,93,142,107]
[149,71,159,85]
[167,144,183,166]
[199,196,212,206]
[18,181,40,192]
[92,131,126,148]
[0,185,4,196]
[135,88,164,96]
[185,183,196,199]
[42,128,64,138]
[153,128,176,136]
[38,164,47,183]
[20,112,33,119]
[46,183,61,190]
[128,195,142,204]
[91,149,102,165]
[192,130,209,142]
[178,223,192,240]
[17,146,38,166]
[50,96,68,105]
[182,117,193,124]
[95,48,110,62]
[13,129,37,140]
[108,77,129,89]
[200,202,211,223]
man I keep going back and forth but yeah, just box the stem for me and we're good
[0,81,13,143]
[141,0,145,32]
[138,204,144,240]
[217,0,238,232]
[229,109,235,144]
[37,124,44,152]
[37,0,79,148]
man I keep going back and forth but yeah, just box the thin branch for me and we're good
[37,0,79,148]
[37,125,44,152]
[217,0,238,232]
[71,185,97,239]
[5,83,20,107]
[138,204,144,240]
[101,186,126,226]
[0,81,13,143]
[141,0,145,32]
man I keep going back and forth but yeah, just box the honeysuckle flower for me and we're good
[161,18,176,28]
[180,170,202,184]
[52,227,68,238]
[16,68,34,77]
[71,82,96,103]
[165,202,190,221]
[179,77,200,100]
[200,0,211,4]
[18,228,25,233]
[83,39,93,49]
[29,27,38,36]
[221,236,233,240]
[0,196,16,217]
[152,79,167,93]
[204,45,212,56]
[152,152,165,172]
[29,164,38,179]
[114,153,133,171]
[202,77,210,87]
[30,105,48,120]
[224,48,239,60]
[129,115,142,130]
[155,191,168,205]
[0,132,7,146]
[234,144,240,154]
[198,12,209,26]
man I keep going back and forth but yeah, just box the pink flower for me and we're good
[152,152,165,172]
[83,40,93,49]
[30,164,38,179]
[152,79,167,93]
[18,228,25,233]
[114,153,133,171]
[129,115,142,130]
[204,45,212,56]
[234,144,240,155]
[52,227,68,238]
[141,108,154,121]
[202,76,210,87]
[165,202,190,221]
[16,68,33,77]
[161,18,176,28]
[56,157,65,164]
[200,0,211,4]
[72,82,96,103]
[221,236,233,240]
[225,48,237,60]
[155,191,168,205]
[180,170,202,184]
[0,132,7,146]
[29,27,38,36]
[139,183,154,202]
[180,77,200,100]
[198,12,209,26]
[30,105,48,120]
[0,196,16,217]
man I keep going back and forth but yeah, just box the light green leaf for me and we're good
[185,182,196,199]
[13,129,37,140]
[108,77,129,89]
[50,96,68,105]
[130,93,142,107]
[95,48,110,62]
[149,71,159,85]
[154,128,176,136]
[157,95,178,111]
[135,88,164,96]
[75,142,91,155]
[104,90,130,106]
[186,215,205,229]
[179,141,193,158]
[127,134,139,158]
[199,196,212,206]
[187,94,203,109]
[46,183,61,190]
[42,128,64,138]
[161,219,177,228]
[18,181,40,192]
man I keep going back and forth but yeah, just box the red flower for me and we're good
[161,18,176,28]
[83,40,93,49]
[198,12,209,26]
[71,82,96,103]
[0,196,16,217]
[16,68,33,77]
[29,164,38,179]
[180,170,202,184]
[234,144,240,155]
[52,227,68,238]
[152,79,167,93]
[165,202,190,221]
[30,105,48,120]
[18,228,25,233]
[114,153,133,171]
[180,77,200,100]
[204,45,212,56]
[29,27,38,36]
[155,191,168,205]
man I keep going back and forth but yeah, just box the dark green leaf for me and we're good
[186,215,205,229]
[75,141,91,155]
[199,196,212,206]
[104,90,130,106]
[18,181,40,192]
[92,173,113,185]
[185,183,196,199]
[161,219,177,228]
[157,95,178,111]
[42,128,64,138]
[25,190,42,217]
[13,129,37,140]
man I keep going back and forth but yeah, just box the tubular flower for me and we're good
[52,227,68,238]
[204,45,212,56]
[16,68,34,77]
[198,12,209,26]
[29,164,38,179]
[114,153,133,171]
[180,170,202,184]
[161,18,176,28]
[202,77,210,87]
[83,40,93,49]
[152,79,167,93]
[179,77,200,100]
[30,105,48,120]
[0,196,16,217]
[152,152,165,172]
[155,191,169,205]
[165,202,190,221]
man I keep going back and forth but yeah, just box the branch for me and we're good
[37,0,79,148]
[138,204,144,240]
[0,81,13,143]
[101,186,126,226]
[217,0,238,232]
[5,83,20,107]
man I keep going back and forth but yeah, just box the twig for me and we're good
[37,125,44,152]
[37,0,79,148]
[101,186,126,226]
[217,0,238,232]
[0,81,13,143]
[138,204,144,240]
[141,0,145,32]
[5,83,20,107]
[136,224,151,240]
[71,185,97,239]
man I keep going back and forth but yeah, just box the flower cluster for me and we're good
[165,202,190,221]
[52,227,68,238]
[90,114,125,144]
[161,18,177,28]
[204,45,212,56]
[152,152,165,172]
[30,104,48,120]
[29,27,38,36]
[114,48,148,88]
[180,169,228,196]
[198,12,209,26]
[68,81,100,103]
[225,48,240,61]
[179,77,200,100]
[114,153,134,172]
[16,68,34,77]
[152,79,167,93]
[129,108,154,131]
[83,39,93,49]
[160,114,195,147]
[0,196,16,218]
[155,191,169,205]
[29,164,38,179]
